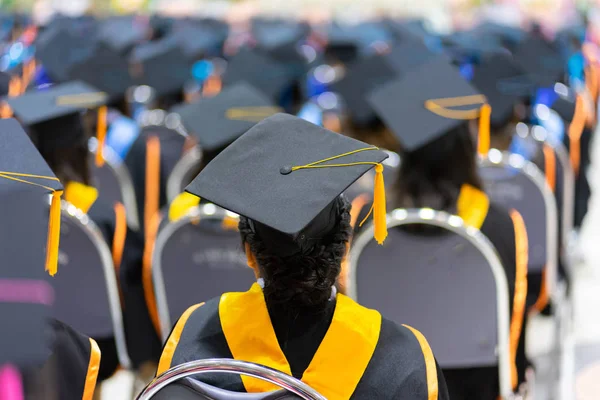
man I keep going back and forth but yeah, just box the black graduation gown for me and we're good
[23,319,100,400]
[158,284,450,399]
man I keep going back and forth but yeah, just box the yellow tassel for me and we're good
[478,104,491,156]
[95,106,108,167]
[372,164,387,244]
[45,190,63,276]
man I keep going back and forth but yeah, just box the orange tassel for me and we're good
[95,106,108,167]
[45,190,63,276]
[372,164,387,244]
[478,104,492,156]
[569,95,586,176]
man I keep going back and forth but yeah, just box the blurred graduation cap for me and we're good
[7,81,110,166]
[169,21,228,60]
[252,19,309,54]
[471,22,524,50]
[67,44,136,100]
[324,24,362,64]
[513,35,565,87]
[130,37,191,96]
[442,31,503,63]
[471,52,533,128]
[0,118,64,278]
[172,82,279,151]
[331,54,397,125]
[98,16,149,53]
[185,113,390,252]
[369,57,490,153]
[35,24,95,82]
[222,47,297,101]
[384,38,442,74]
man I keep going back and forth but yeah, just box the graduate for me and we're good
[0,118,101,400]
[5,82,155,387]
[130,82,280,359]
[155,113,449,399]
[368,58,529,399]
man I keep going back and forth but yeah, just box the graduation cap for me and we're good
[513,35,565,87]
[222,47,297,101]
[442,31,503,63]
[471,22,524,50]
[34,24,95,82]
[0,118,64,277]
[67,44,136,100]
[252,19,309,53]
[170,21,228,60]
[130,37,192,96]
[471,52,533,128]
[172,82,279,151]
[368,57,491,154]
[185,113,390,253]
[6,81,110,166]
[331,54,397,125]
[384,38,442,74]
[97,16,149,53]
[324,24,362,64]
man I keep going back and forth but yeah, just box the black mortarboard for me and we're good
[67,44,135,100]
[169,21,227,60]
[324,24,362,64]
[172,82,279,151]
[368,57,485,151]
[130,37,191,96]
[34,25,94,82]
[222,47,296,101]
[513,35,564,87]
[98,16,149,53]
[0,118,64,277]
[185,113,390,253]
[252,19,309,53]
[331,54,397,125]
[471,52,533,128]
[471,22,524,50]
[384,38,442,74]
[442,31,503,63]
[6,81,107,126]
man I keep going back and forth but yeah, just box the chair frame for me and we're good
[61,201,132,369]
[136,359,327,400]
[166,146,203,204]
[152,205,238,341]
[88,139,141,231]
[348,208,513,398]
[480,149,560,301]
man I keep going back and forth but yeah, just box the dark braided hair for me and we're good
[239,196,352,309]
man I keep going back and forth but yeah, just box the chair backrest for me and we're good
[479,150,559,295]
[166,146,202,203]
[136,359,326,400]
[547,136,575,249]
[152,205,256,340]
[89,140,140,231]
[52,202,131,368]
[348,209,511,398]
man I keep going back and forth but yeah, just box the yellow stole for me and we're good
[168,192,200,222]
[64,182,99,213]
[219,283,381,399]
[456,184,490,230]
